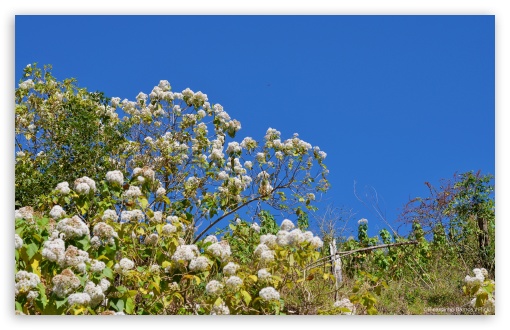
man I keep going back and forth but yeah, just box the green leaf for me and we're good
[240,290,252,305]
[26,242,39,260]
[125,297,135,314]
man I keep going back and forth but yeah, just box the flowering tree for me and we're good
[14,64,340,315]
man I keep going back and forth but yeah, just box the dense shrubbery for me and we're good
[14,65,495,315]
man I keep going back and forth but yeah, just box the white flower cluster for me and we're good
[102,209,118,222]
[156,187,166,197]
[15,206,34,221]
[172,244,200,262]
[15,234,23,249]
[223,262,239,276]
[114,258,135,275]
[240,136,257,150]
[189,256,210,272]
[358,218,368,226]
[120,210,144,223]
[56,181,71,195]
[132,166,155,182]
[206,241,232,262]
[144,233,159,245]
[106,170,124,186]
[210,301,230,315]
[225,276,243,291]
[90,260,106,273]
[208,136,225,162]
[83,280,109,307]
[49,205,66,219]
[251,222,261,233]
[465,268,489,288]
[15,271,40,296]
[92,222,118,245]
[205,280,223,296]
[226,142,242,155]
[203,235,218,245]
[74,176,97,195]
[42,237,66,264]
[257,269,272,281]
[149,211,163,223]
[333,298,356,315]
[52,269,81,298]
[67,292,91,307]
[62,245,90,272]
[280,219,295,231]
[259,287,280,301]
[56,216,90,240]
[162,224,177,235]
[123,185,142,199]
[19,79,35,90]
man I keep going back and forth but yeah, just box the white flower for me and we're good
[258,269,272,281]
[280,219,295,231]
[150,211,163,223]
[172,245,199,262]
[289,228,305,245]
[260,250,275,263]
[42,238,66,264]
[56,181,71,195]
[210,301,230,315]
[162,224,177,235]
[120,210,144,223]
[49,205,66,219]
[102,209,118,222]
[251,222,261,233]
[225,276,243,291]
[144,233,159,245]
[358,218,368,226]
[106,170,124,186]
[93,222,118,243]
[189,256,210,272]
[56,216,90,240]
[276,230,291,246]
[260,234,277,248]
[207,241,231,261]
[62,245,90,272]
[52,269,81,298]
[149,265,160,274]
[156,187,166,197]
[15,206,34,221]
[74,176,96,195]
[217,171,229,181]
[84,281,106,307]
[259,287,280,301]
[334,298,356,315]
[15,234,23,250]
[223,262,239,276]
[205,280,223,295]
[244,161,253,169]
[123,185,142,199]
[15,271,40,296]
[68,293,91,306]
[99,278,111,292]
[19,79,35,90]
[114,258,135,275]
[254,243,270,256]
[27,290,39,301]
[90,260,106,273]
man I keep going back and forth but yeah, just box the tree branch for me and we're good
[305,240,419,271]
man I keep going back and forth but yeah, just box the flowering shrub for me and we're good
[462,268,495,314]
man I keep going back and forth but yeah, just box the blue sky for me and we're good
[15,15,495,237]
